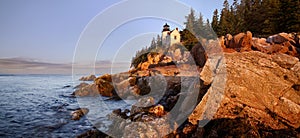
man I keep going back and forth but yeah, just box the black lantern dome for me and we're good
[162,23,170,32]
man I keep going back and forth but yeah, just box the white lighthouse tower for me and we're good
[162,23,170,46]
[161,23,181,47]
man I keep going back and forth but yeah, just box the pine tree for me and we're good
[156,35,162,47]
[278,0,300,33]
[204,19,215,40]
[195,12,204,38]
[240,0,252,32]
[232,0,244,34]
[185,9,197,35]
[211,9,220,36]
[150,37,156,49]
[219,0,232,36]
[211,0,299,36]
[259,0,279,36]
[228,5,237,34]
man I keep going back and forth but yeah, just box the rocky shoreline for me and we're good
[73,32,300,137]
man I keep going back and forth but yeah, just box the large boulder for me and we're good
[107,97,173,138]
[72,83,99,97]
[94,74,115,97]
[190,43,207,67]
[74,82,89,89]
[252,37,274,53]
[97,74,112,82]
[130,96,155,115]
[122,117,172,138]
[252,36,299,57]
[79,74,96,81]
[76,129,109,138]
[224,34,233,47]
[189,51,300,134]
[115,77,137,97]
[71,108,89,120]
[267,33,293,44]
[226,31,253,52]
[148,104,166,117]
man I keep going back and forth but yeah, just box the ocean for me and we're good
[0,74,130,137]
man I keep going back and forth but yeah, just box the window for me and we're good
[174,36,177,40]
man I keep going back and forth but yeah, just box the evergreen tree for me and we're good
[195,12,205,37]
[241,0,252,32]
[228,5,237,34]
[185,9,197,35]
[211,9,220,36]
[278,0,300,33]
[232,0,244,34]
[150,37,156,49]
[156,35,162,47]
[260,0,279,36]
[219,0,232,36]
[204,19,215,40]
[246,0,261,35]
[212,0,300,36]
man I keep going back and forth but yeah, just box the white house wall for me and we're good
[170,29,181,46]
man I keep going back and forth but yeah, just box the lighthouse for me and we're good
[161,23,181,47]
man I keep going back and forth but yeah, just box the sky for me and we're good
[0,0,232,74]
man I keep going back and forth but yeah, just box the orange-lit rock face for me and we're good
[189,51,300,130]
[149,104,165,117]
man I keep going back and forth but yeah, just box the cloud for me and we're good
[0,58,129,75]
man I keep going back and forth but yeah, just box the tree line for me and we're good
[212,0,300,37]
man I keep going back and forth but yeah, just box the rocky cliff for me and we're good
[76,32,300,137]
[187,51,300,137]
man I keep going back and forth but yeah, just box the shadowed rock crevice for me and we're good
[292,84,300,91]
[197,118,299,138]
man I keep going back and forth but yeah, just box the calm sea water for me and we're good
[0,74,130,137]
